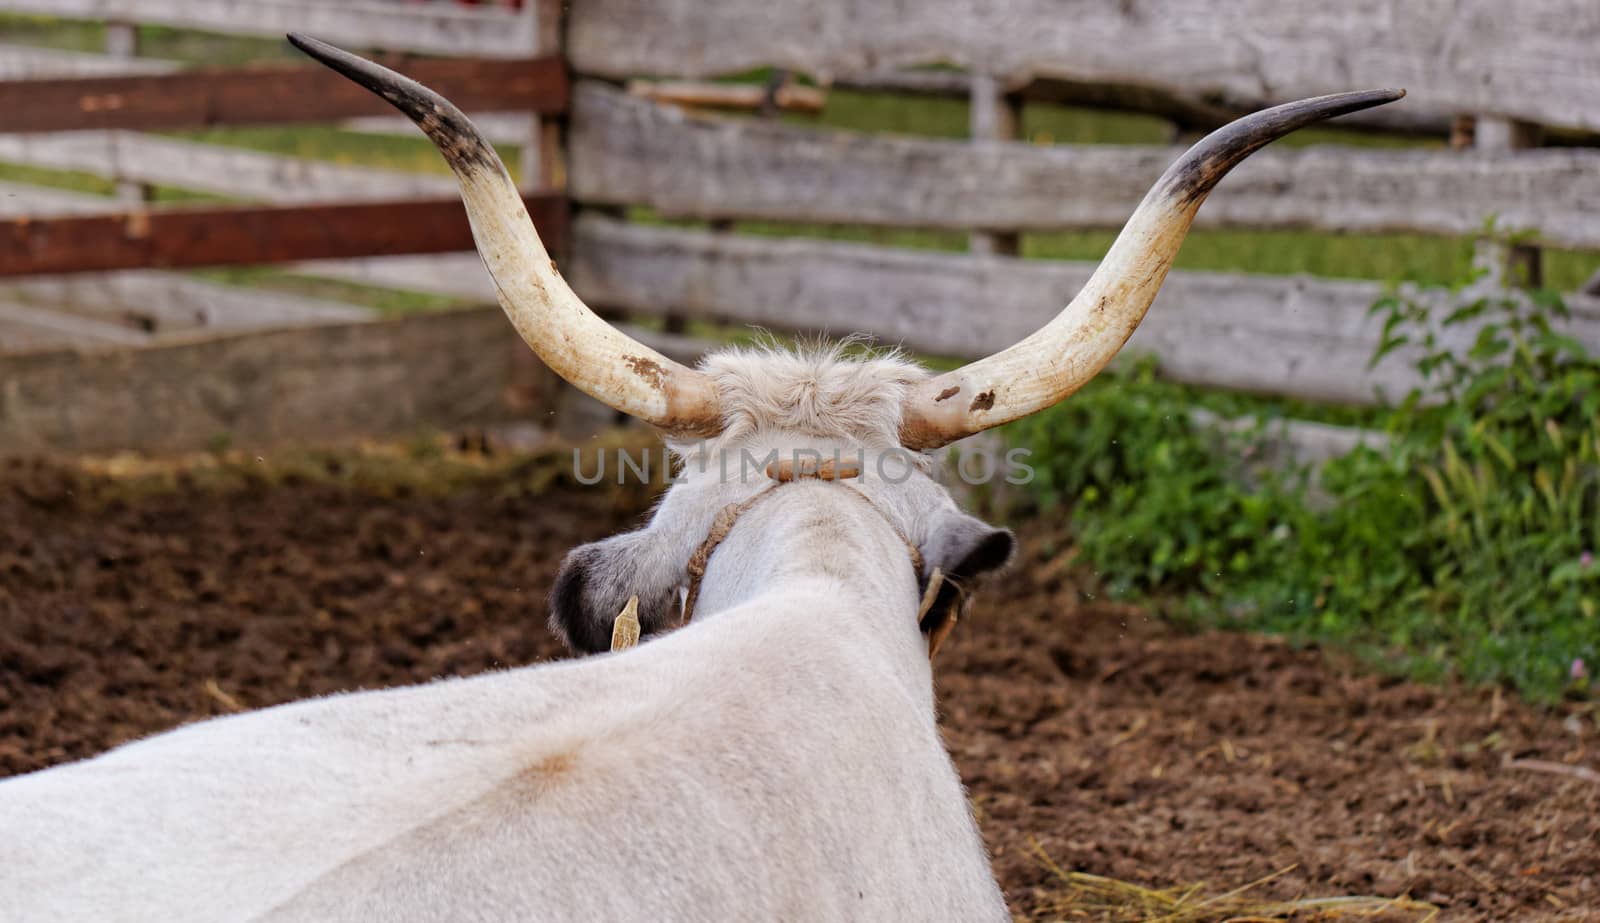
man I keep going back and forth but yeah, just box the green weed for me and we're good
[1007,260,1599,702]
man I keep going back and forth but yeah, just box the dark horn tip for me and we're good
[1161,87,1406,205]
[1331,87,1406,110]
[288,33,505,179]
[286,33,391,95]
[287,33,377,87]
[286,33,340,66]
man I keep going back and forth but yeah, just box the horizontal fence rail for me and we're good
[0,42,179,78]
[0,299,152,351]
[569,83,1600,250]
[0,278,374,353]
[0,196,568,276]
[3,271,372,332]
[0,133,459,205]
[0,43,538,143]
[0,181,114,218]
[0,0,542,58]
[569,0,1600,133]
[0,56,566,133]
[565,216,1600,407]
[0,308,557,455]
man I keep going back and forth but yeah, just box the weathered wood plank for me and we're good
[569,83,1600,250]
[569,0,1600,133]
[1190,410,1389,468]
[627,79,826,115]
[0,299,151,353]
[967,73,1021,257]
[0,195,568,277]
[0,43,535,141]
[0,132,457,204]
[566,216,1600,406]
[1471,115,1545,286]
[0,42,179,78]
[0,307,558,456]
[0,0,540,59]
[0,182,115,217]
[1,272,372,337]
[341,112,533,146]
[295,253,495,302]
[0,55,565,133]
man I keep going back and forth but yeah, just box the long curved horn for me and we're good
[288,34,723,438]
[900,88,1405,450]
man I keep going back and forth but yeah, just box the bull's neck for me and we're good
[689,481,930,670]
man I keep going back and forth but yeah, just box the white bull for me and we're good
[0,34,1402,922]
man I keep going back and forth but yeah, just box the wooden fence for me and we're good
[558,0,1600,411]
[0,45,567,274]
[0,0,1597,455]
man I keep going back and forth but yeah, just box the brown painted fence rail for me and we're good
[0,196,568,277]
[0,55,567,134]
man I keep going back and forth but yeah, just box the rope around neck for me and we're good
[680,459,925,626]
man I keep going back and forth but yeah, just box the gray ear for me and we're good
[917,510,1015,635]
[549,529,683,654]
[921,510,1015,583]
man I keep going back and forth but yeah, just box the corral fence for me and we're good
[0,0,1597,457]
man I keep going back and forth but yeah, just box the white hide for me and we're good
[0,348,1009,922]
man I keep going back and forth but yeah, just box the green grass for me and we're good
[162,125,525,182]
[1025,228,1600,291]
[635,211,1598,292]
[811,87,1439,150]
[1012,272,1600,705]
[0,161,119,197]
[0,162,229,205]
[0,13,105,54]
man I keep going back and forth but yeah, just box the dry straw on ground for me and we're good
[1026,841,1438,923]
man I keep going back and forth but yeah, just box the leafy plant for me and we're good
[1007,267,1599,702]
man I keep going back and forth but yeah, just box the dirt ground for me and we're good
[1,455,1596,921]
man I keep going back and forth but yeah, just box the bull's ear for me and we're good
[549,529,683,654]
[921,510,1015,583]
[916,510,1015,635]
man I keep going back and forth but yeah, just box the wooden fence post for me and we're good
[955,73,1020,505]
[518,0,565,193]
[104,18,137,57]
[105,19,152,205]
[968,73,1021,256]
[1471,115,1544,288]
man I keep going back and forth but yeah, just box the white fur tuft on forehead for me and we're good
[684,340,929,451]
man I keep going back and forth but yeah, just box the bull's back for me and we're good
[274,602,1004,921]
[0,598,1005,921]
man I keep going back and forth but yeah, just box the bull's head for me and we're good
[290,34,1402,652]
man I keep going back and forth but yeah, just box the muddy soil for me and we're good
[1,458,1595,920]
